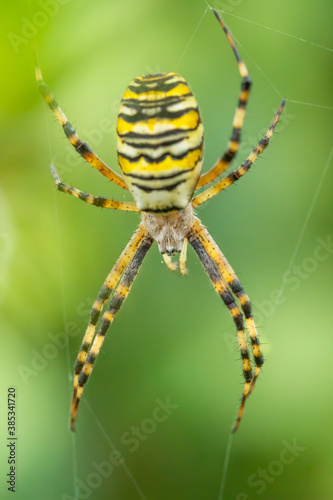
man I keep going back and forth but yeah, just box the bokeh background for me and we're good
[1,0,332,499]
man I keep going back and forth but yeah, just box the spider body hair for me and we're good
[142,204,194,255]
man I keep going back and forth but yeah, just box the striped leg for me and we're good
[197,10,252,189]
[71,234,153,430]
[191,218,263,432]
[51,165,139,212]
[192,99,286,208]
[71,224,147,424]
[187,229,253,433]
[36,66,127,190]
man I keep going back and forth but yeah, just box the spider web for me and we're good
[35,49,148,500]
[195,4,333,500]
[40,1,332,498]
[176,3,332,499]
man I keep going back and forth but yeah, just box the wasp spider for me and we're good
[37,10,285,433]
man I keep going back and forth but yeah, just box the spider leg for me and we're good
[36,66,127,190]
[71,233,153,431]
[197,10,251,189]
[187,226,253,433]
[71,224,147,419]
[51,165,139,212]
[192,99,286,208]
[179,238,188,275]
[191,218,263,432]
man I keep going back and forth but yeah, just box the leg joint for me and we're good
[241,76,252,91]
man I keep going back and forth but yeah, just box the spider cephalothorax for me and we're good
[142,204,194,255]
[37,9,285,433]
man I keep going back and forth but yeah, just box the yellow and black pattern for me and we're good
[36,67,127,190]
[71,232,153,430]
[187,230,253,419]
[37,8,286,433]
[197,10,252,189]
[190,218,263,432]
[188,232,252,374]
[117,73,204,213]
[192,98,286,208]
[71,225,147,428]
[51,165,139,212]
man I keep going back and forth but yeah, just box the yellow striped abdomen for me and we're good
[117,73,204,213]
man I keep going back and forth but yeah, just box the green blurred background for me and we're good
[1,0,332,499]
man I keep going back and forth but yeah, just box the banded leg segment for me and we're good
[71,225,147,418]
[51,166,139,212]
[36,66,127,190]
[193,99,286,207]
[71,235,153,430]
[191,218,263,432]
[187,230,253,433]
[197,9,252,189]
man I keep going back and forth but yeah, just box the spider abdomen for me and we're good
[117,73,204,213]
